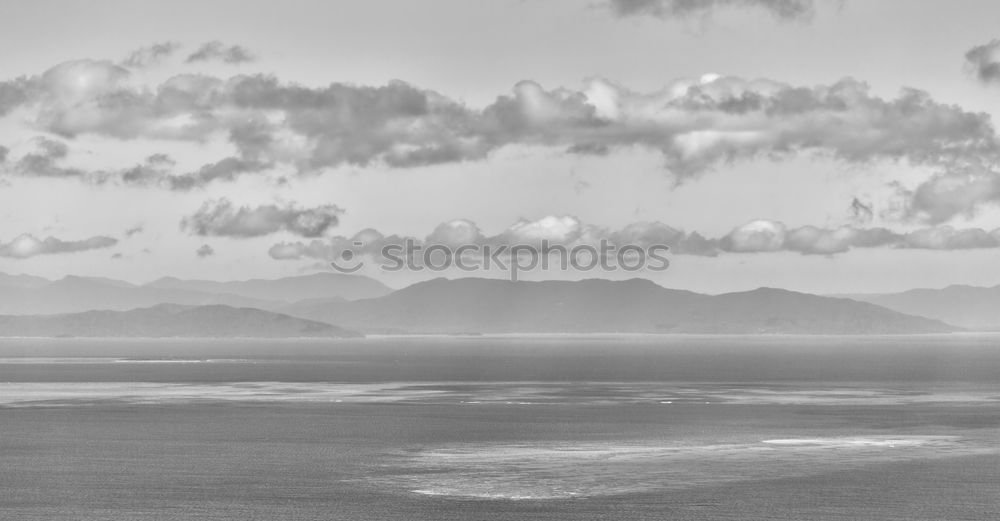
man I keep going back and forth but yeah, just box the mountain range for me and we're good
[283,278,953,335]
[0,271,978,337]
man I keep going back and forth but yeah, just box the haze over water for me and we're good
[2,335,999,520]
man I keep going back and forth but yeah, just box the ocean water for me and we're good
[1,335,998,520]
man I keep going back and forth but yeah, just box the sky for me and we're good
[2,0,1000,293]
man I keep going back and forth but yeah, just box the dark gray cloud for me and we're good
[181,198,343,238]
[96,154,266,191]
[566,143,610,156]
[124,225,144,237]
[195,244,215,257]
[965,39,1000,85]
[0,77,31,117]
[848,197,874,225]
[0,234,118,259]
[13,137,84,178]
[606,0,817,20]
[186,41,256,64]
[5,142,178,186]
[2,142,267,191]
[113,154,176,186]
[164,157,270,191]
[122,42,181,69]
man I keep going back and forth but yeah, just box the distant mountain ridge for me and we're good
[145,273,392,303]
[0,276,277,315]
[285,278,955,335]
[0,272,51,289]
[0,272,392,316]
[0,304,361,338]
[844,285,1000,330]
[0,273,960,335]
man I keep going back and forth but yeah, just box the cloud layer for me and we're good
[2,47,1000,223]
[266,215,1000,266]
[2,58,996,191]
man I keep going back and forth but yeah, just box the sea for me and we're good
[1,335,998,520]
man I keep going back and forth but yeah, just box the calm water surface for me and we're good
[1,335,998,520]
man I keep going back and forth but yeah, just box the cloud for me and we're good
[34,60,138,139]
[900,226,1000,250]
[3,141,271,191]
[221,76,490,170]
[720,220,787,252]
[425,219,485,247]
[566,143,610,156]
[5,142,196,188]
[195,244,215,257]
[164,157,270,191]
[0,234,117,258]
[186,41,256,64]
[122,42,181,69]
[605,0,817,21]
[12,137,84,178]
[896,163,1000,223]
[502,216,587,245]
[965,39,1000,85]
[0,77,31,117]
[783,225,899,254]
[124,225,144,237]
[181,198,343,238]
[98,153,178,187]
